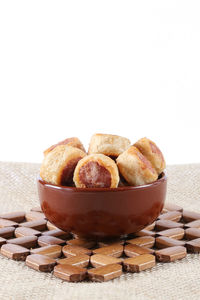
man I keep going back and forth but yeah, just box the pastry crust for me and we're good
[88,133,131,157]
[73,154,119,188]
[44,137,85,156]
[116,146,158,186]
[134,137,166,174]
[40,145,86,185]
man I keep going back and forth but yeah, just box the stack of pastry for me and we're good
[40,134,166,188]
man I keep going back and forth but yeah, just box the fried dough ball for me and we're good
[88,133,131,158]
[44,137,85,156]
[134,137,166,174]
[116,146,158,186]
[40,145,86,185]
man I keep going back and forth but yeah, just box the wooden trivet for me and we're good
[0,204,200,282]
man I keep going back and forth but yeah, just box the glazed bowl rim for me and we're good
[37,171,167,193]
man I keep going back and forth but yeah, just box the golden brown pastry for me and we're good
[44,137,85,156]
[88,133,131,158]
[134,137,165,174]
[116,146,158,186]
[40,145,86,185]
[73,154,119,188]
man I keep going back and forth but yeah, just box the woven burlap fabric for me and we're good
[0,161,200,300]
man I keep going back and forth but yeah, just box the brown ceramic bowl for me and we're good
[37,173,167,240]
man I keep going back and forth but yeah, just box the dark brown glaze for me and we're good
[61,157,82,186]
[79,161,111,188]
[37,172,167,240]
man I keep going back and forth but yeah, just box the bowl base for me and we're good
[72,232,134,242]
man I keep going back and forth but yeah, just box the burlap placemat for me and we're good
[0,161,200,300]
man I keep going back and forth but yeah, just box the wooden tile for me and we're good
[186,238,200,253]
[98,239,123,248]
[182,210,200,223]
[0,219,18,228]
[156,228,185,240]
[7,236,38,249]
[144,222,155,231]
[123,254,155,272]
[124,244,154,258]
[57,255,90,268]
[31,207,42,213]
[158,211,182,222]
[15,227,41,238]
[1,203,199,283]
[155,220,184,231]
[135,230,156,237]
[67,238,96,249]
[62,245,92,257]
[26,254,56,272]
[185,228,200,240]
[161,208,168,214]
[184,219,200,229]
[38,236,66,247]
[46,221,59,231]
[31,245,62,258]
[164,203,183,212]
[0,211,25,223]
[1,244,30,260]
[25,211,46,222]
[128,236,155,248]
[42,229,71,240]
[90,254,122,268]
[155,236,185,249]
[54,264,87,282]
[155,246,186,262]
[88,264,122,282]
[93,243,123,258]
[19,220,47,231]
[0,226,15,238]
[0,237,6,247]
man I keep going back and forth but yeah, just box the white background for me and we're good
[0,0,200,165]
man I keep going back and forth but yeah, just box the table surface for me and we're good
[0,161,200,300]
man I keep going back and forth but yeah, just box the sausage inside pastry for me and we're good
[40,145,86,186]
[134,137,165,174]
[73,154,119,188]
[44,137,85,156]
[116,146,158,186]
[88,133,131,158]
